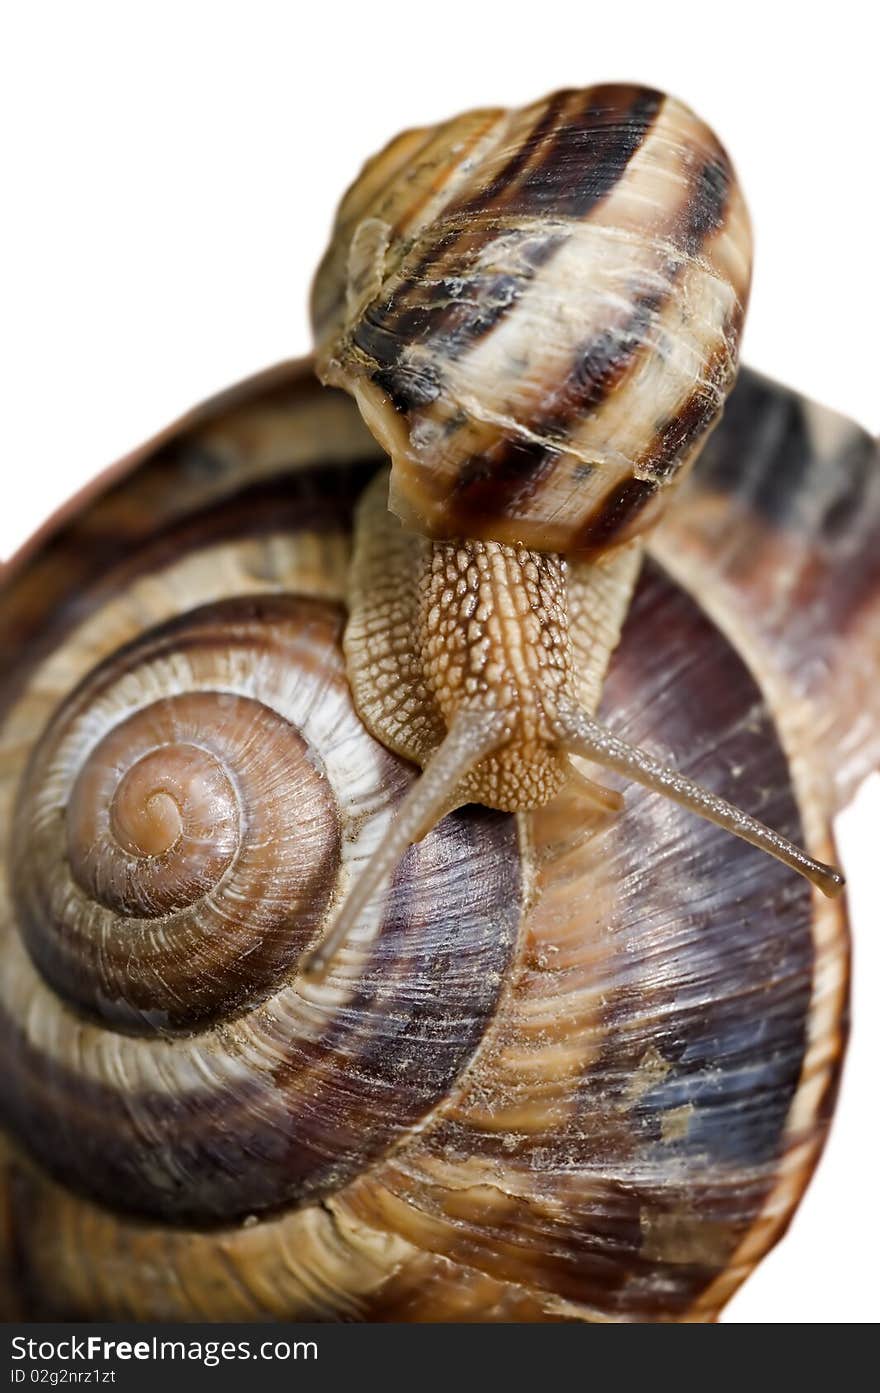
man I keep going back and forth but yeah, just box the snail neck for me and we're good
[418,534,575,811]
[345,468,586,813]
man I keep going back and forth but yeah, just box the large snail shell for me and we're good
[0,374,522,1228]
[0,360,870,1321]
[312,85,752,555]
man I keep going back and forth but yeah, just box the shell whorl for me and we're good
[14,599,350,1029]
[312,84,752,556]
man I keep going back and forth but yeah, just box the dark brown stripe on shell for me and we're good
[314,110,510,339]
[409,127,735,537]
[442,290,668,532]
[356,233,565,414]
[679,152,733,254]
[352,86,665,413]
[452,88,575,217]
[571,477,659,553]
[352,90,578,385]
[467,84,664,220]
[631,332,741,485]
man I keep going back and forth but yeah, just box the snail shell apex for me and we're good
[312,84,753,556]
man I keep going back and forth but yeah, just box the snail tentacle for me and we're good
[310,679,844,977]
[554,704,845,898]
[304,706,507,978]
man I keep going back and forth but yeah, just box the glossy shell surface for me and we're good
[313,85,752,556]
[1,361,873,1321]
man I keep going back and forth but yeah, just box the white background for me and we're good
[1,2,877,1323]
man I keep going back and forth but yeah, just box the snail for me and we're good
[1,83,876,1322]
[308,82,842,972]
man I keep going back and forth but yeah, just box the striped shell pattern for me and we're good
[1,85,877,1323]
[312,84,752,555]
[1,359,875,1321]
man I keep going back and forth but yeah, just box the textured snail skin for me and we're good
[312,84,752,556]
[0,360,874,1321]
[344,466,641,811]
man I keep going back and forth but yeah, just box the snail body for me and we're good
[1,85,876,1321]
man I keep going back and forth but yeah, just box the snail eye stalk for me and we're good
[303,708,508,979]
[306,697,845,981]
[554,706,845,899]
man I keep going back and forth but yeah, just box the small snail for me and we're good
[308,82,841,973]
[1,84,876,1323]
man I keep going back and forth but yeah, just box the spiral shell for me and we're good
[312,84,752,555]
[0,381,522,1228]
[1,360,870,1321]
